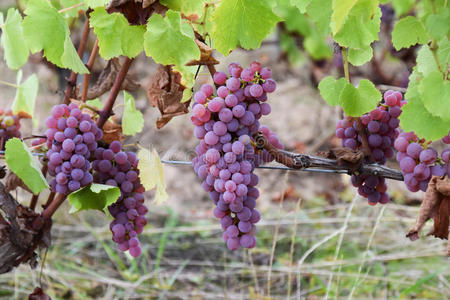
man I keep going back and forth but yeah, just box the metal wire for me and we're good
[160,159,348,175]
[0,150,44,157]
[0,151,347,175]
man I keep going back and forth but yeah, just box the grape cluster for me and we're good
[0,109,22,149]
[45,103,102,195]
[93,141,147,257]
[191,61,282,250]
[394,132,449,192]
[336,90,404,205]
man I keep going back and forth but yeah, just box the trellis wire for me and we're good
[160,159,348,175]
[0,152,348,174]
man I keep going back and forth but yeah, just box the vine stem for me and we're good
[96,57,134,129]
[43,192,56,209]
[29,164,48,211]
[62,19,90,105]
[41,193,66,220]
[82,39,99,103]
[207,64,217,78]
[355,119,372,157]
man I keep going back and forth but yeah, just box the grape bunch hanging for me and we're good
[191,61,282,250]
[93,141,147,258]
[44,103,147,257]
[336,90,404,205]
[0,109,22,149]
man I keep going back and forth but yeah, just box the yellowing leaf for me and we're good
[137,147,168,204]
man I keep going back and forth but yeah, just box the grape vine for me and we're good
[0,1,448,298]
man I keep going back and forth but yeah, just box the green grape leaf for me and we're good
[86,0,109,7]
[5,138,49,195]
[22,0,88,74]
[339,79,380,116]
[160,0,206,17]
[304,32,333,60]
[437,37,450,70]
[276,2,311,36]
[12,71,38,119]
[392,16,428,50]
[330,0,358,35]
[290,0,311,13]
[416,45,440,76]
[122,91,144,135]
[425,8,450,40]
[419,71,450,121]
[0,8,29,70]
[318,76,348,106]
[333,0,380,50]
[348,45,373,66]
[68,184,121,213]
[400,80,450,141]
[280,32,305,65]
[144,10,200,66]
[210,0,281,55]
[392,0,414,16]
[307,0,332,34]
[137,147,168,204]
[90,7,146,59]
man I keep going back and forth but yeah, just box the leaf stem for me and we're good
[58,2,86,14]
[0,79,19,88]
[429,40,444,76]
[341,47,350,82]
[97,57,134,129]
[82,39,99,103]
[62,19,90,105]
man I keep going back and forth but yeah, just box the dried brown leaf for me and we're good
[146,65,190,129]
[102,117,124,144]
[76,59,140,100]
[5,172,33,194]
[29,287,52,300]
[107,0,167,24]
[407,176,450,241]
[186,39,219,66]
